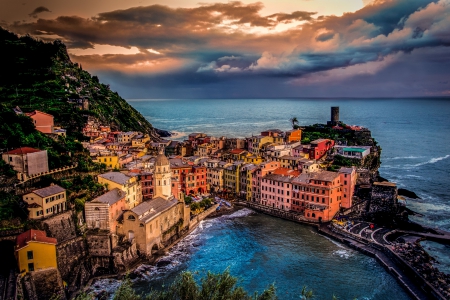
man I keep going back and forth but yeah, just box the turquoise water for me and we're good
[131,209,410,300]
[118,98,450,298]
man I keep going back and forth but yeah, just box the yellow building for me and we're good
[16,229,57,273]
[94,154,120,169]
[223,162,243,194]
[23,185,67,219]
[131,134,150,147]
[249,135,273,155]
[243,154,264,165]
[98,172,142,209]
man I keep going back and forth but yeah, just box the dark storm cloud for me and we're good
[5,0,450,97]
[29,6,51,18]
[267,11,317,23]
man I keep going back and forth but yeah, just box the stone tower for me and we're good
[154,147,172,200]
[331,107,339,125]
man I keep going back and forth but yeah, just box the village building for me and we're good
[85,188,127,232]
[16,229,57,273]
[307,139,335,160]
[2,147,49,180]
[26,110,54,134]
[291,171,342,222]
[117,149,190,257]
[260,174,294,211]
[285,129,302,143]
[334,146,371,159]
[23,185,67,219]
[98,172,142,209]
[118,131,138,143]
[251,161,281,202]
[339,167,357,209]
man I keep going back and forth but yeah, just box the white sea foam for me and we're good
[333,249,354,259]
[220,208,255,220]
[385,156,423,160]
[410,154,450,167]
[170,131,186,138]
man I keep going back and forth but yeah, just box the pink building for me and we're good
[260,174,294,211]
[251,161,280,202]
[26,110,54,134]
[339,167,357,209]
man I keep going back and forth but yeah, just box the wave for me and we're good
[410,155,450,167]
[385,156,423,160]
[333,249,354,259]
[170,131,187,138]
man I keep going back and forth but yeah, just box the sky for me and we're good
[1,0,450,98]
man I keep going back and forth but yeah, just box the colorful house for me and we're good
[285,129,302,142]
[16,229,57,273]
[26,110,54,134]
[308,139,335,160]
[23,185,67,219]
[85,188,127,232]
[291,171,342,222]
[98,172,142,209]
[2,147,49,180]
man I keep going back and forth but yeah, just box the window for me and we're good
[27,251,33,260]
[28,263,34,272]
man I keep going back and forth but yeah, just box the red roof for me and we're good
[16,229,57,250]
[4,147,42,155]
[230,149,245,154]
[273,168,300,177]
[25,110,54,118]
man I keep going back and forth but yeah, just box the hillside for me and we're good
[0,27,158,139]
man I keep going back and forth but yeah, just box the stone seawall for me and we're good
[189,204,220,230]
[235,201,318,227]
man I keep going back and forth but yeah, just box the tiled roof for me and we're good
[131,197,179,223]
[25,110,53,118]
[16,229,57,250]
[92,188,125,205]
[98,172,131,185]
[32,185,65,198]
[4,147,42,155]
[263,173,295,183]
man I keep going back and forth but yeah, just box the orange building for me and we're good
[291,171,342,222]
[26,110,54,134]
[285,129,302,142]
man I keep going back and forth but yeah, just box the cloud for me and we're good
[5,0,450,97]
[29,6,51,18]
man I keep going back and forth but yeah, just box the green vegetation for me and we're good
[190,198,213,215]
[0,27,154,138]
[70,270,349,300]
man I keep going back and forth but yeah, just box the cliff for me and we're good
[0,27,157,138]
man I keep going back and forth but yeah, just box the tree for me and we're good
[290,116,299,129]
[147,269,276,300]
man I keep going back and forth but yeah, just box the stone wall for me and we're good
[42,211,77,243]
[86,231,111,256]
[370,182,398,214]
[112,242,139,273]
[21,268,66,300]
[56,236,88,286]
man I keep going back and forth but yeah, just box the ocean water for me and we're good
[119,98,450,298]
[126,209,410,300]
[129,98,450,230]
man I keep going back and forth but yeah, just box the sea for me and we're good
[94,98,450,299]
